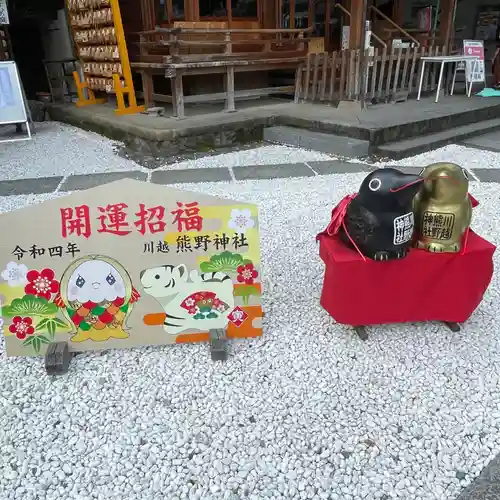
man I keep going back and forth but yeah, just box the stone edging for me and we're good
[1,161,497,197]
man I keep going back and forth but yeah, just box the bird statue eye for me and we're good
[106,273,116,286]
[462,168,469,180]
[368,178,382,192]
[76,275,85,288]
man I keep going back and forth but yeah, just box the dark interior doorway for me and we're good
[7,0,65,99]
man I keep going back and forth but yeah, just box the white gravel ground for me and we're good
[370,144,500,169]
[161,145,335,170]
[1,174,500,500]
[0,122,142,181]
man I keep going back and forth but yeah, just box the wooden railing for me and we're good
[131,26,311,117]
[135,26,313,62]
[334,3,387,49]
[369,5,421,48]
[295,46,448,104]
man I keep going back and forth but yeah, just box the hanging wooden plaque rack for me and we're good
[67,0,144,115]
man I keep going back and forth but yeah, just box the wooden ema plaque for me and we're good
[0,180,263,357]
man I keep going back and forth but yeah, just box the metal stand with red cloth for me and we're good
[317,194,496,341]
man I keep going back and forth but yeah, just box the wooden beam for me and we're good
[166,0,173,23]
[226,0,232,27]
[393,0,404,27]
[308,0,314,30]
[277,0,283,28]
[439,0,456,50]
[349,0,364,49]
[325,0,331,51]
[140,0,156,30]
[194,0,200,21]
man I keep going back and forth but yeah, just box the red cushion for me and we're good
[318,231,496,326]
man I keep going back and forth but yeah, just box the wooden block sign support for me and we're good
[67,0,144,115]
[0,180,263,371]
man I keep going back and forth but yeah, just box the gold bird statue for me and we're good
[413,162,472,253]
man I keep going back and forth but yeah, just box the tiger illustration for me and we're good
[140,264,235,336]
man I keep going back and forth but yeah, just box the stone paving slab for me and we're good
[233,163,314,180]
[456,454,500,500]
[1,161,499,198]
[308,160,374,175]
[472,169,500,183]
[151,167,232,185]
[61,171,147,191]
[0,176,63,196]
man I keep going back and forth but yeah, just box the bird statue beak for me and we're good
[389,175,424,193]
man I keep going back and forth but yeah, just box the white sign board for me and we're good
[0,0,9,25]
[463,40,485,84]
[342,22,372,51]
[0,61,32,143]
[0,62,28,124]
[342,26,350,50]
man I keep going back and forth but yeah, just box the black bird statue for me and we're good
[339,168,423,261]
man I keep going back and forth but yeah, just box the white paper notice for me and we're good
[0,66,14,109]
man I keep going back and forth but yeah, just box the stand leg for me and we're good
[467,60,477,97]
[443,322,461,333]
[435,61,445,103]
[209,328,228,361]
[354,326,368,341]
[417,61,425,101]
[451,62,458,95]
[45,342,72,375]
[25,120,32,140]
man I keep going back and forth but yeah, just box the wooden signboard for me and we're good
[0,180,263,357]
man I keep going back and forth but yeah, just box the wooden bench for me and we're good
[131,27,311,118]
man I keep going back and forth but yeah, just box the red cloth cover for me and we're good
[318,231,495,326]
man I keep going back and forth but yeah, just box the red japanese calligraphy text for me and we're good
[97,203,131,236]
[171,202,203,232]
[135,204,167,235]
[61,205,91,239]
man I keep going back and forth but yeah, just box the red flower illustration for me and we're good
[25,268,59,300]
[9,316,35,340]
[237,263,258,285]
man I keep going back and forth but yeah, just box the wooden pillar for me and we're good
[277,0,283,29]
[140,0,156,30]
[349,0,364,49]
[166,0,173,23]
[308,0,314,30]
[262,0,276,28]
[325,0,331,51]
[393,0,404,27]
[226,0,233,27]
[290,0,295,29]
[439,0,456,50]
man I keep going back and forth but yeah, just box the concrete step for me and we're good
[374,118,500,160]
[264,125,370,158]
